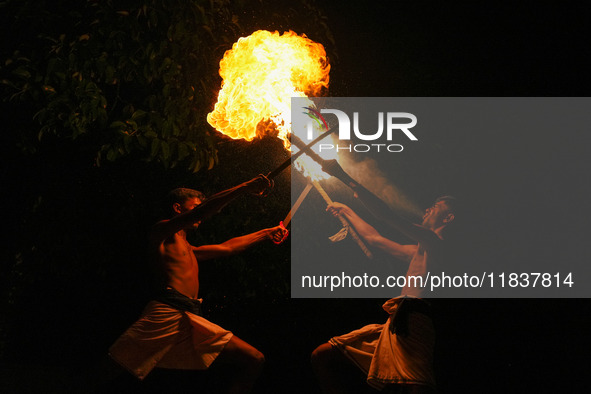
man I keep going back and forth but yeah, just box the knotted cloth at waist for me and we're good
[386,297,432,338]
[154,287,203,316]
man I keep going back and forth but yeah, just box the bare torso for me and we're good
[402,243,428,297]
[157,231,200,299]
[401,229,451,298]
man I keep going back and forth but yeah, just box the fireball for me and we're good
[207,30,330,148]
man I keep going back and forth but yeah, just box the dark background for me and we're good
[2,1,590,393]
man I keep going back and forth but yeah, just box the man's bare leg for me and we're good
[209,335,265,394]
[311,342,373,394]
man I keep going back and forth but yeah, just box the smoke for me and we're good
[339,154,423,219]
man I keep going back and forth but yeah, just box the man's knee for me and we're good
[249,348,265,369]
[237,340,264,369]
[219,335,265,371]
[311,342,335,369]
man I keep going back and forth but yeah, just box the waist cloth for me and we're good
[109,287,233,380]
[329,296,435,390]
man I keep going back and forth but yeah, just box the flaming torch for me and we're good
[291,126,373,259]
[206,30,371,258]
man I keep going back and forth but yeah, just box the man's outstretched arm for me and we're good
[150,175,272,244]
[328,202,416,263]
[321,159,442,250]
[193,225,288,261]
[350,185,442,250]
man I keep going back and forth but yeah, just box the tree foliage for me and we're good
[2,0,241,170]
[1,0,336,171]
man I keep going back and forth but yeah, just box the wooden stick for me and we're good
[283,183,313,227]
[312,180,373,259]
[267,127,337,179]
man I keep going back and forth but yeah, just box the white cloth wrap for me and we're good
[329,297,435,390]
[109,300,233,380]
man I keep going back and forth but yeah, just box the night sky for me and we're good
[2,1,591,393]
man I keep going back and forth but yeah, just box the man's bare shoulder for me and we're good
[149,219,176,245]
[411,223,446,250]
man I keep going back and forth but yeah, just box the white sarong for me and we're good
[109,300,233,380]
[329,298,435,390]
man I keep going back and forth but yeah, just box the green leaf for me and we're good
[123,134,132,152]
[110,121,126,129]
[131,110,147,121]
[137,135,148,148]
[150,138,160,158]
[106,147,119,161]
[0,79,17,89]
[125,120,137,129]
[12,67,31,80]
[177,142,189,160]
[161,140,170,160]
[38,125,49,141]
[191,158,201,173]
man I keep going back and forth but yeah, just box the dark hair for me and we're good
[435,195,462,240]
[435,195,459,217]
[166,188,205,212]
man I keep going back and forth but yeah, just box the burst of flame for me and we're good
[207,30,330,148]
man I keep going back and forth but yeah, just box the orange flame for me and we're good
[207,30,330,147]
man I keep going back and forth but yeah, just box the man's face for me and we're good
[422,200,451,228]
[177,197,203,228]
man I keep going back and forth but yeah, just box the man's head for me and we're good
[166,188,205,225]
[421,195,458,231]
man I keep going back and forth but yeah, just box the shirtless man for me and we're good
[311,190,458,394]
[108,175,288,393]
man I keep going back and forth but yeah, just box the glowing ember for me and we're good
[207,30,330,147]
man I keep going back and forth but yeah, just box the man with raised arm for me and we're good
[311,188,458,394]
[108,175,288,393]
